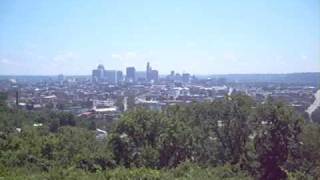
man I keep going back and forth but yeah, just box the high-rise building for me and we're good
[182,73,191,83]
[126,67,136,82]
[136,71,146,81]
[170,71,175,76]
[146,62,152,81]
[97,64,105,79]
[92,65,123,84]
[116,71,123,82]
[92,64,106,82]
[167,70,175,81]
[105,70,117,84]
[150,70,159,82]
[145,62,159,82]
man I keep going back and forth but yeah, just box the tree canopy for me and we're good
[0,93,319,179]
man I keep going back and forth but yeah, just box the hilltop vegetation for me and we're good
[0,92,319,179]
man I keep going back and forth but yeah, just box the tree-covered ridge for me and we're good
[0,92,319,179]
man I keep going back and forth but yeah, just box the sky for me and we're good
[0,0,319,75]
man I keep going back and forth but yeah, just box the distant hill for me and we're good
[0,75,90,82]
[206,72,320,85]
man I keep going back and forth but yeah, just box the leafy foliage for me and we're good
[0,94,319,179]
[251,98,303,179]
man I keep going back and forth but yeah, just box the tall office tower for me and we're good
[116,71,123,83]
[150,70,159,82]
[170,70,175,76]
[92,69,99,82]
[92,64,106,82]
[97,64,105,80]
[105,70,117,84]
[104,70,124,84]
[146,62,152,81]
[136,71,146,81]
[126,67,136,82]
[182,73,191,83]
[168,70,175,81]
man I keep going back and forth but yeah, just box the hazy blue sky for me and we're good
[0,0,319,75]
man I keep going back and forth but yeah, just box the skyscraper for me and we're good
[145,62,159,82]
[182,73,191,83]
[150,70,159,82]
[92,64,106,82]
[136,71,146,81]
[126,67,136,82]
[116,71,123,83]
[105,70,117,84]
[146,62,151,81]
[170,71,175,76]
[92,65,123,84]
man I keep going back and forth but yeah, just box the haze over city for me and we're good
[0,0,319,75]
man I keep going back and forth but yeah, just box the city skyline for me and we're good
[0,0,319,75]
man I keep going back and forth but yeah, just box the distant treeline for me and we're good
[207,72,320,85]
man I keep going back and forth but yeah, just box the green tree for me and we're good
[252,98,302,179]
[294,123,320,178]
[110,109,164,167]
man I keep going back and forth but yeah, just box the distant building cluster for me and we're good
[92,64,123,84]
[91,62,197,85]
[166,70,195,83]
[92,62,159,84]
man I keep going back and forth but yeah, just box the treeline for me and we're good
[0,93,319,179]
